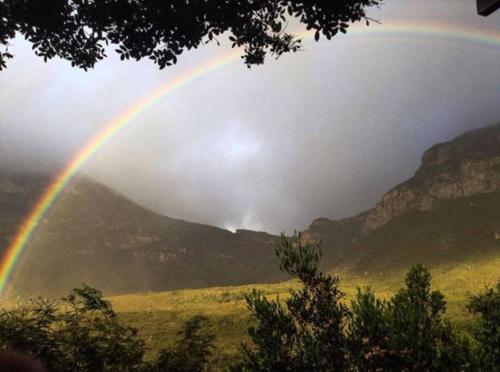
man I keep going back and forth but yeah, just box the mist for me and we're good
[1,0,499,234]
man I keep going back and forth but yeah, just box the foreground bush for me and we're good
[0,286,214,371]
[235,235,350,371]
[0,286,144,371]
[234,235,499,371]
[468,281,500,370]
[348,265,474,371]
[153,315,215,372]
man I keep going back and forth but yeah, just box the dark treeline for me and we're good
[0,235,499,371]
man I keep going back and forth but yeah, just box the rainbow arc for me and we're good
[1,21,499,296]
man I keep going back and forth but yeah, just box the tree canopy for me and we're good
[0,0,382,70]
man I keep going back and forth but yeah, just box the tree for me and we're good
[236,235,477,371]
[0,285,145,371]
[349,265,474,371]
[347,287,391,370]
[0,0,382,71]
[0,285,216,372]
[234,234,351,371]
[468,282,500,370]
[153,315,215,372]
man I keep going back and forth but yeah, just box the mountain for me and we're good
[0,172,49,251]
[304,123,500,274]
[363,124,500,234]
[2,175,284,297]
[2,124,500,297]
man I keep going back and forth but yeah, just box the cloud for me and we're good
[1,0,500,234]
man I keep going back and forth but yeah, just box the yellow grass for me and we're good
[110,254,500,369]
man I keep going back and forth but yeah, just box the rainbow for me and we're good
[1,20,499,296]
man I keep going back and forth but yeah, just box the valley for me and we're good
[2,124,499,298]
[2,124,499,369]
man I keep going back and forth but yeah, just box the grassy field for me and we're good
[110,253,500,369]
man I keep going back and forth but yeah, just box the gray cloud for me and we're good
[1,0,500,234]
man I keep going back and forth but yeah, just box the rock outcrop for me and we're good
[362,124,500,234]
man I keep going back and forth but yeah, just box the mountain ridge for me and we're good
[362,123,500,234]
[2,175,285,296]
[2,123,500,296]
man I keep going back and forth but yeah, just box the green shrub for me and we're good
[236,234,495,371]
[349,266,475,371]
[153,315,215,372]
[468,282,500,369]
[234,234,350,371]
[1,236,498,371]
[0,286,215,372]
[0,285,145,371]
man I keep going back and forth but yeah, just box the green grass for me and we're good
[110,253,500,369]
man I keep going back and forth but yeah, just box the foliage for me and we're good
[0,285,145,371]
[235,234,498,371]
[235,234,351,371]
[0,0,382,70]
[386,265,453,369]
[349,266,475,371]
[347,287,390,370]
[468,282,500,370]
[0,285,215,372]
[152,315,215,372]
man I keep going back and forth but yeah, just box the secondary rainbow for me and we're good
[1,20,499,296]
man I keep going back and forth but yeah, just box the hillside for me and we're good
[0,172,49,251]
[363,124,500,234]
[304,123,500,273]
[2,175,284,297]
[2,124,500,297]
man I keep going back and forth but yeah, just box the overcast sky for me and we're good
[1,0,500,234]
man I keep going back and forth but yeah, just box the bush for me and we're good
[468,282,500,369]
[236,234,496,371]
[234,234,350,371]
[349,266,474,371]
[0,285,145,371]
[0,286,215,372]
[1,237,498,371]
[153,315,215,372]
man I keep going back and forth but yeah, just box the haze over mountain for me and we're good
[2,124,499,297]
[1,174,283,296]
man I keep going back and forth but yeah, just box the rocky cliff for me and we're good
[300,124,500,275]
[362,124,500,234]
